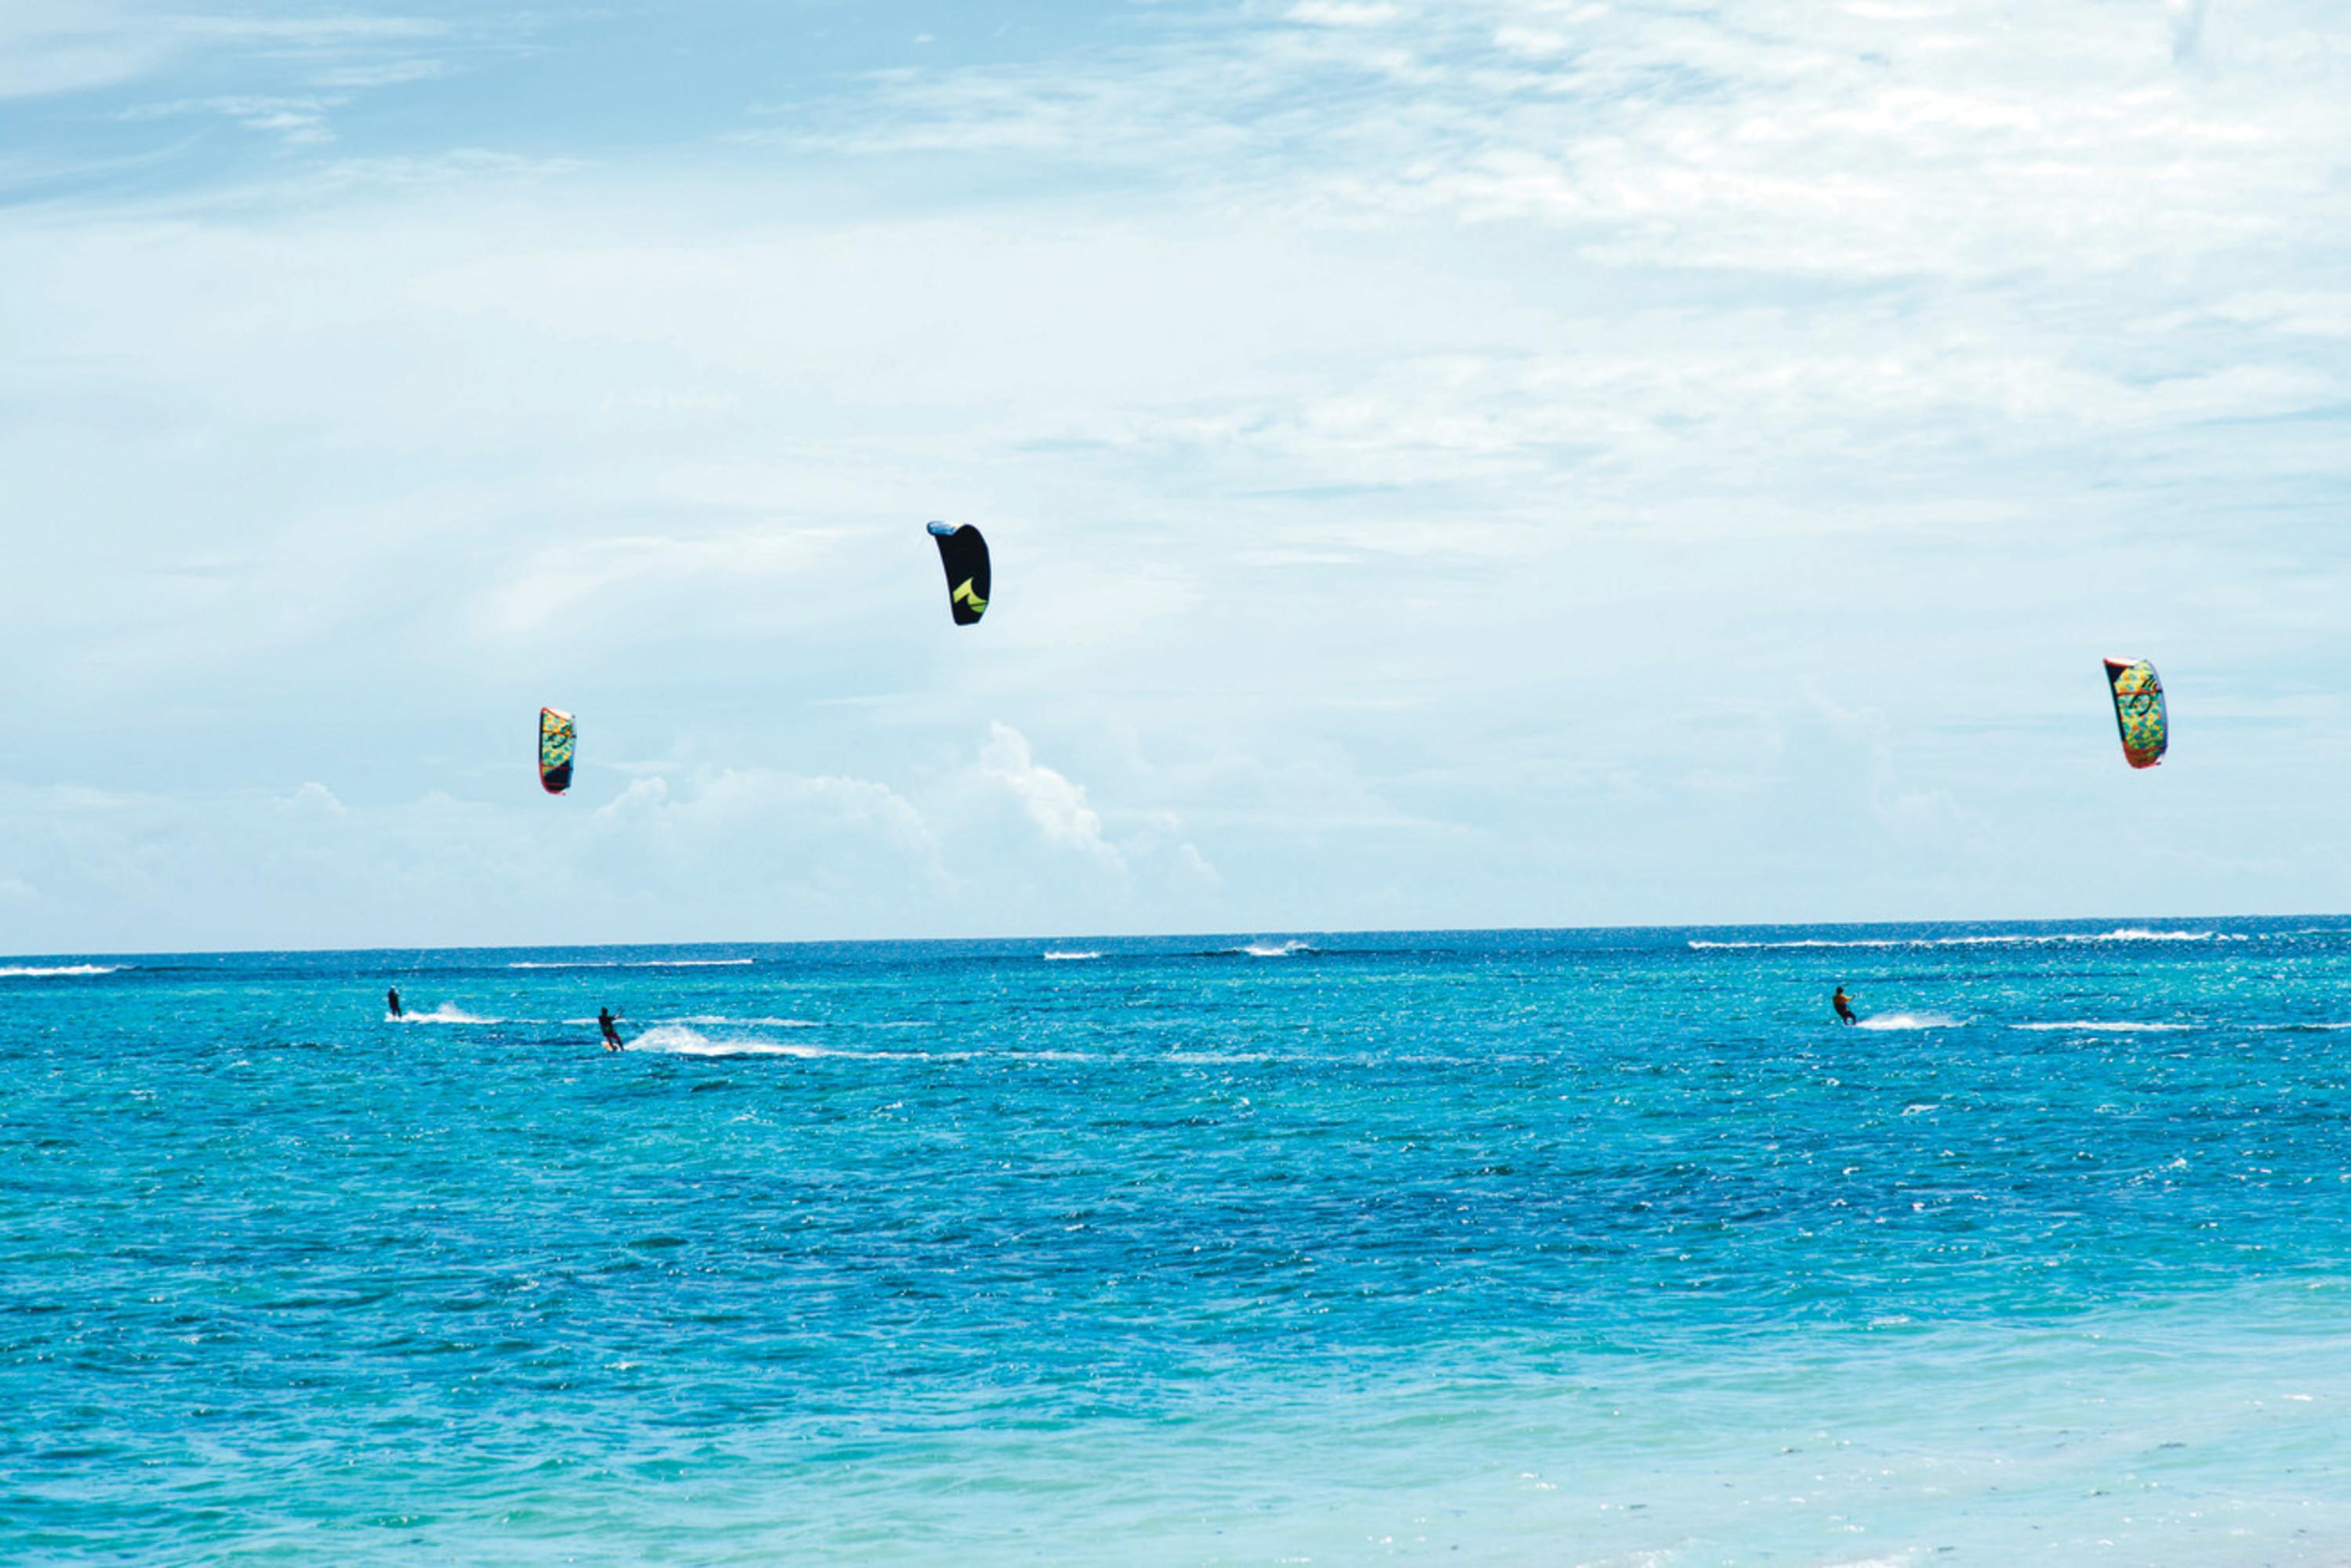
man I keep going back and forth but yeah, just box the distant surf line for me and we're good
[1690,927,2250,952]
[507,958,756,969]
[0,964,123,978]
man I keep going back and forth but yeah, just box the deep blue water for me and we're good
[8,920,2351,1565]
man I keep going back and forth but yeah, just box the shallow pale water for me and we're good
[6,920,2351,1565]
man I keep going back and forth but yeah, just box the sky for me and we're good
[2,0,2349,952]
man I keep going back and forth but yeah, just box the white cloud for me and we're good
[1288,2,1406,26]
[0,3,171,100]
[805,1,2347,285]
[979,722,1125,873]
[473,528,848,644]
[278,781,347,818]
[119,93,346,143]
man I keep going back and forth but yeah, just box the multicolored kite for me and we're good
[539,706,576,794]
[2102,659,2167,769]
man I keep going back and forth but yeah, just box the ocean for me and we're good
[6,919,2351,1566]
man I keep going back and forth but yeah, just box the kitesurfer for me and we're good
[599,1007,624,1051]
[1833,986,1857,1026]
[387,986,402,1019]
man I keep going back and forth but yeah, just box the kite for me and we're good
[927,521,990,626]
[539,706,576,794]
[2103,659,2167,769]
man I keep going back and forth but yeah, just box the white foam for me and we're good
[1691,927,2247,952]
[623,1023,972,1061]
[1043,950,1103,961]
[1233,939,1315,957]
[2095,927,2249,943]
[391,1005,496,1024]
[0,964,121,977]
[2012,1019,2191,1033]
[627,1025,824,1058]
[509,958,754,969]
[1855,1011,1968,1031]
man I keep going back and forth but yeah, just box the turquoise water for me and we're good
[7,920,2351,1565]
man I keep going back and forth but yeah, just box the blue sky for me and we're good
[3,0,2348,951]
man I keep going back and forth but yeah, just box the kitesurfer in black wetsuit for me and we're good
[387,987,402,1018]
[599,1007,624,1051]
[1833,986,1857,1026]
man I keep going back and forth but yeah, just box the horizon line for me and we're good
[5,910,2344,964]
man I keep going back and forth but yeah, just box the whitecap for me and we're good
[0,964,122,978]
[626,1025,821,1058]
[510,957,754,969]
[2011,1019,2191,1033]
[622,1023,960,1060]
[1691,927,2246,952]
[1043,950,1103,961]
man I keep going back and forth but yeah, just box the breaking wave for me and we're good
[1691,927,2249,952]
[0,964,122,978]
[509,958,756,970]
[1213,940,1317,958]
[1043,950,1103,962]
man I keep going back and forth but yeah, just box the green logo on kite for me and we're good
[952,579,988,614]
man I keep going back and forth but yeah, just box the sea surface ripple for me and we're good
[5,919,2351,1564]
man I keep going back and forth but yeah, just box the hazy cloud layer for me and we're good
[2,0,2347,950]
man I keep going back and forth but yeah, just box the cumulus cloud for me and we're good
[978,722,1125,873]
